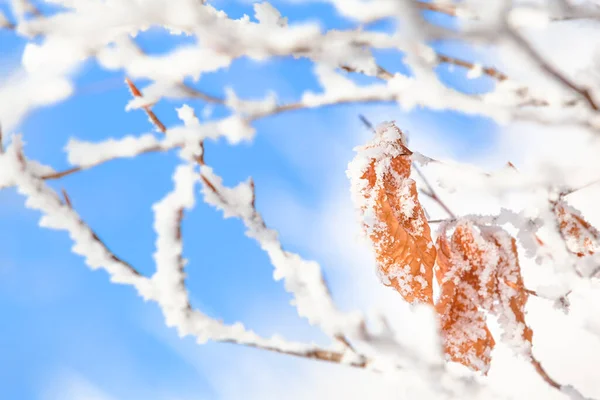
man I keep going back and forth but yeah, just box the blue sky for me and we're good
[0,1,502,399]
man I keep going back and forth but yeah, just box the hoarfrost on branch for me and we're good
[3,0,600,399]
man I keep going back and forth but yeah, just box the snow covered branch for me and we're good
[4,0,600,398]
[1,135,150,292]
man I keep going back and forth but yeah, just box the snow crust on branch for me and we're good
[4,0,600,398]
[2,135,346,359]
[199,165,362,338]
[1,136,152,293]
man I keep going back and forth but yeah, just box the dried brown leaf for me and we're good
[487,230,533,347]
[435,224,495,372]
[438,284,495,372]
[451,223,498,307]
[434,223,533,372]
[350,123,436,304]
[555,201,599,257]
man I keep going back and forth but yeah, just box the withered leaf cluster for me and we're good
[349,123,538,372]
[350,123,600,372]
[435,222,531,372]
[555,201,600,258]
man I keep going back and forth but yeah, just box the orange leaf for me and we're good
[435,223,495,372]
[435,222,533,372]
[555,201,599,257]
[451,223,498,308]
[438,284,495,372]
[484,229,533,350]
[348,122,436,304]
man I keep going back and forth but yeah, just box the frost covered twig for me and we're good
[125,78,167,133]
[198,166,361,339]
[124,86,367,360]
[416,1,458,17]
[414,165,456,219]
[506,24,599,112]
[3,135,368,367]
[5,0,600,398]
[148,163,363,365]
[436,53,508,81]
[2,136,149,292]
[178,83,225,105]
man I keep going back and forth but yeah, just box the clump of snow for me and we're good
[66,134,160,167]
[151,164,197,330]
[199,165,362,338]
[176,104,200,127]
[224,87,278,117]
[508,6,550,29]
[2,135,153,298]
[217,115,256,144]
[467,64,483,79]
[254,2,287,27]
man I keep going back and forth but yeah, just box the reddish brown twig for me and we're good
[561,178,600,197]
[178,84,225,104]
[125,78,168,133]
[437,53,508,81]
[124,78,360,357]
[13,148,144,279]
[61,188,72,208]
[531,356,561,390]
[40,145,163,181]
[414,166,456,219]
[416,1,458,17]
[233,339,367,368]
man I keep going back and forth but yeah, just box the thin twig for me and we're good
[120,87,367,366]
[341,64,394,81]
[506,27,599,111]
[416,1,458,17]
[229,339,367,368]
[13,148,144,279]
[549,0,600,21]
[178,83,225,104]
[359,114,375,131]
[251,92,397,120]
[125,78,168,133]
[200,165,361,359]
[427,218,449,224]
[40,146,163,181]
[125,78,362,357]
[531,356,561,390]
[33,49,575,190]
[415,168,456,219]
[42,166,83,181]
[437,53,508,81]
[61,188,72,208]
[175,207,185,267]
[345,49,572,114]
[561,178,600,197]
[417,0,600,22]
